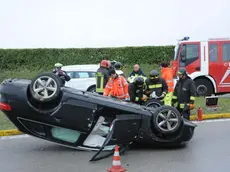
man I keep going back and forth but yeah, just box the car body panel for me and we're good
[0,78,197,161]
[62,64,100,91]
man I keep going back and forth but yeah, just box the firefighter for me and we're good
[160,61,174,106]
[52,63,71,86]
[171,68,196,120]
[103,68,130,101]
[114,62,125,77]
[144,70,168,104]
[127,64,147,83]
[128,76,148,104]
[95,60,110,95]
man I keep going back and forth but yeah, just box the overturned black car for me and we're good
[0,72,197,161]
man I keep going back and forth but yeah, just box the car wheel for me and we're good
[151,105,182,135]
[144,99,163,108]
[29,72,61,102]
[195,78,214,96]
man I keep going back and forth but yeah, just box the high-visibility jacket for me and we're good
[103,75,130,99]
[172,76,196,109]
[161,67,174,92]
[145,77,168,98]
[96,67,109,93]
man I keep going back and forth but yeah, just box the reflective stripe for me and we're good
[105,85,112,89]
[119,77,124,96]
[96,72,105,92]
[179,103,190,108]
[172,96,177,99]
[190,96,195,100]
[135,97,139,101]
[166,80,173,83]
[112,160,121,166]
[149,84,162,89]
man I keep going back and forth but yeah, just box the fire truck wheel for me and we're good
[195,78,214,96]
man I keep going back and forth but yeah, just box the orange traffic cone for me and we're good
[107,145,127,172]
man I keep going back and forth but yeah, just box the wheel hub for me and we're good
[197,85,207,95]
[156,109,179,132]
[32,76,58,99]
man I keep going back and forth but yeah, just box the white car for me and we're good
[61,64,100,92]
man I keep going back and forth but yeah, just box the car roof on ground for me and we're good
[62,64,100,71]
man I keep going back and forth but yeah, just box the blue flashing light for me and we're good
[182,36,190,41]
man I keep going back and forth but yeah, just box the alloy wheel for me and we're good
[155,109,179,132]
[32,76,58,100]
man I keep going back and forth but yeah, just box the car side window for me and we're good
[77,72,89,78]
[66,71,74,78]
[88,72,96,78]
[209,44,218,62]
[222,43,230,61]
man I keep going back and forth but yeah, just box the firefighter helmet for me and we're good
[177,68,187,76]
[149,70,159,77]
[54,63,63,68]
[108,68,116,75]
[134,77,144,86]
[100,60,108,67]
[114,62,123,70]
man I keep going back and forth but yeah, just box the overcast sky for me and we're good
[0,0,229,48]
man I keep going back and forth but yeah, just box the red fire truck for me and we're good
[171,37,230,96]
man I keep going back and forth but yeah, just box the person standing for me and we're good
[160,61,174,105]
[95,60,110,95]
[52,63,71,86]
[114,62,125,77]
[171,68,196,120]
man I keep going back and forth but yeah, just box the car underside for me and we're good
[0,72,197,161]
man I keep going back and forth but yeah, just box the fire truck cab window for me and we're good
[185,44,199,60]
[209,44,218,62]
[222,43,230,61]
[180,44,199,66]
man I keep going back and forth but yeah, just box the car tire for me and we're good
[151,105,183,135]
[195,78,214,96]
[88,86,96,93]
[144,99,163,108]
[29,72,61,103]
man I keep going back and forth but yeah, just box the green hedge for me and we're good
[0,45,175,70]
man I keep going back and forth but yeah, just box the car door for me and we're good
[90,114,142,161]
[179,42,201,74]
[65,71,96,91]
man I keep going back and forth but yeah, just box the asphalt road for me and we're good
[1,120,230,172]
